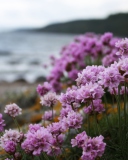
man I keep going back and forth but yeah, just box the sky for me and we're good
[0,0,128,31]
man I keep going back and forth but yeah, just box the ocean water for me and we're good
[0,31,76,83]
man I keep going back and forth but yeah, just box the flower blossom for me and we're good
[36,82,52,96]
[115,38,128,57]
[83,99,105,114]
[43,110,56,121]
[60,110,83,131]
[4,103,22,117]
[40,92,58,107]
[77,83,104,103]
[0,129,23,150]
[71,132,106,160]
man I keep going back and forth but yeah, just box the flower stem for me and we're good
[12,117,20,132]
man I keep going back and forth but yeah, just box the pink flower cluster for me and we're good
[71,131,106,160]
[0,129,23,154]
[46,32,120,92]
[84,99,105,114]
[21,124,64,156]
[40,92,58,107]
[60,110,83,131]
[42,110,56,121]
[115,38,128,57]
[36,82,52,96]
[4,103,22,117]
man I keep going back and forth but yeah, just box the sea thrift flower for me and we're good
[83,99,105,114]
[36,82,52,96]
[43,110,56,121]
[71,132,106,160]
[81,136,106,160]
[0,129,23,149]
[47,122,63,135]
[4,103,22,117]
[4,141,16,153]
[59,86,79,106]
[76,65,105,86]
[28,124,41,133]
[0,113,5,132]
[113,57,128,81]
[60,110,83,131]
[21,127,53,155]
[77,83,104,103]
[40,92,58,107]
[115,38,128,57]
[71,131,88,148]
[98,65,123,89]
[101,32,113,44]
[59,105,73,119]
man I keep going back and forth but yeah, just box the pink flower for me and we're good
[21,127,54,156]
[4,140,16,153]
[71,132,106,160]
[36,82,52,96]
[43,110,56,121]
[115,38,128,57]
[40,92,58,107]
[60,110,83,131]
[4,103,22,117]
[0,129,23,149]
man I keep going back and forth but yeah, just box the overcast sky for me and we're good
[0,0,128,30]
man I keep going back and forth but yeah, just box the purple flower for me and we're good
[43,110,56,121]
[81,135,106,160]
[47,122,63,136]
[101,32,113,44]
[76,65,105,86]
[59,86,78,106]
[71,131,88,148]
[71,132,106,160]
[115,38,128,57]
[59,105,73,119]
[4,103,22,117]
[77,83,104,103]
[29,124,41,133]
[114,57,128,81]
[36,82,52,96]
[40,92,58,107]
[60,110,83,131]
[0,113,5,132]
[4,140,16,153]
[98,65,123,89]
[21,127,53,156]
[0,129,23,150]
[83,99,105,114]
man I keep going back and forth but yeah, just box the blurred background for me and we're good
[0,0,128,94]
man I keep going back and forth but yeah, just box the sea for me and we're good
[0,31,76,83]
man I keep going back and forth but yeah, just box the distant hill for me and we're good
[22,13,128,36]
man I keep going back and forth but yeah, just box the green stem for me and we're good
[114,85,121,143]
[103,95,110,128]
[87,114,90,135]
[92,100,100,135]
[12,117,20,132]
[42,152,50,160]
[124,83,127,126]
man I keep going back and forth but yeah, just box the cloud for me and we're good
[0,0,128,29]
